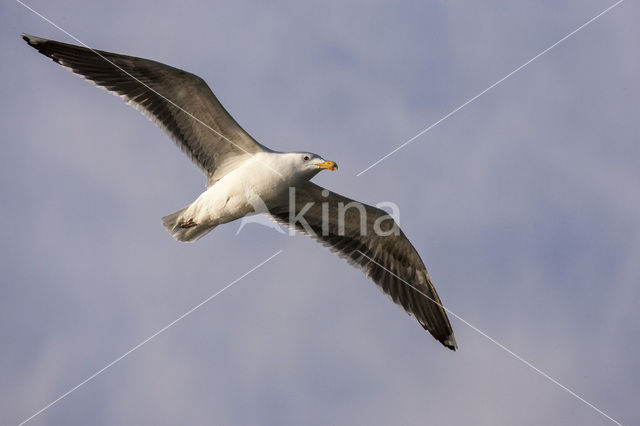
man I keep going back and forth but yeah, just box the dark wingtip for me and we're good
[22,33,46,50]
[443,333,458,351]
[21,34,63,64]
[22,33,39,46]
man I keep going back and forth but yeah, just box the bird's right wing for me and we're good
[23,34,268,184]
[269,182,457,350]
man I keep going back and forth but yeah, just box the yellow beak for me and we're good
[316,160,338,171]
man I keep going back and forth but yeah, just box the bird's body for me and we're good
[164,151,322,241]
[23,34,458,350]
[164,160,265,241]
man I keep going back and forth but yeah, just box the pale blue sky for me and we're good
[2,1,638,425]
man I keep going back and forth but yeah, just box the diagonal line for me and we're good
[16,0,283,177]
[356,0,625,176]
[17,250,283,426]
[356,250,622,425]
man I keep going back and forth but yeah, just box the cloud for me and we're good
[2,0,638,425]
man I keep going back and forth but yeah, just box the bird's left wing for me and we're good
[22,34,268,184]
[269,182,457,350]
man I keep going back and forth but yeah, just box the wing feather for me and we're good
[270,182,457,350]
[23,34,268,183]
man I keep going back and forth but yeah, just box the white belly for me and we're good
[185,156,290,226]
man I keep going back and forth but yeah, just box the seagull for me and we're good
[23,34,457,350]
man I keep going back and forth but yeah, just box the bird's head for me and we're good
[289,152,338,179]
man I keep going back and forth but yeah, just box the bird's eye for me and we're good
[303,155,310,161]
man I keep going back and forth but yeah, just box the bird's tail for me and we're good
[162,206,216,242]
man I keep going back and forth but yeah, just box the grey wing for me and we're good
[23,34,268,183]
[270,182,457,350]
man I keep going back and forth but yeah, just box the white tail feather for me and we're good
[162,206,216,242]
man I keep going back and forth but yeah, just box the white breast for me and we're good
[185,152,294,226]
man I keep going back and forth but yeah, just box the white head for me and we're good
[282,152,338,181]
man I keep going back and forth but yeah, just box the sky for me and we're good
[1,0,639,425]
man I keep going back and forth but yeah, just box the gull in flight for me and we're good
[23,34,457,350]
